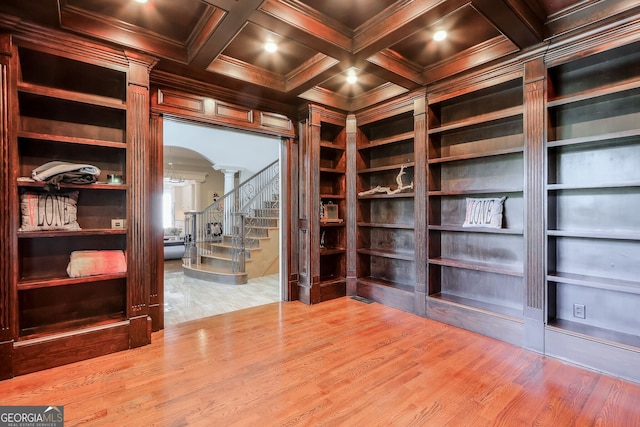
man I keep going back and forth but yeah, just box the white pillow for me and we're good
[19,191,80,231]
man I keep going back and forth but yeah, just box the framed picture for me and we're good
[321,202,342,223]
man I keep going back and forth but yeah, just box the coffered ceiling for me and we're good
[0,0,635,113]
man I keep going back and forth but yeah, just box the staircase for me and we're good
[182,161,279,285]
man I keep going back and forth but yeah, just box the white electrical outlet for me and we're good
[573,303,586,319]
[111,219,126,229]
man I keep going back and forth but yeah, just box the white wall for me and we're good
[163,119,280,181]
[163,119,279,232]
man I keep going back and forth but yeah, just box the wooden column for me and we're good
[149,112,164,331]
[0,34,14,380]
[523,57,546,353]
[345,114,357,295]
[413,93,427,316]
[281,135,298,301]
[297,113,313,304]
[307,106,322,304]
[125,51,157,347]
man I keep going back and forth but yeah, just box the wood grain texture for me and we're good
[0,297,638,426]
[0,34,13,350]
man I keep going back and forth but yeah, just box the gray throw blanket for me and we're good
[32,161,101,191]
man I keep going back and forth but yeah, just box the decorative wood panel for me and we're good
[152,87,295,138]
[413,93,427,316]
[260,111,293,132]
[215,100,253,123]
[524,59,546,315]
[149,112,163,331]
[125,52,155,347]
[282,136,298,301]
[346,114,357,295]
[157,88,205,113]
[0,34,13,380]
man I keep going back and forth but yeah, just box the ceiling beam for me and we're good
[189,0,265,69]
[352,0,470,58]
[471,0,543,48]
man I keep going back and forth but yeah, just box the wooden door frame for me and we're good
[148,95,298,330]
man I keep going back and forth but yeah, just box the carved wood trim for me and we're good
[207,55,286,92]
[413,95,427,301]
[524,58,546,314]
[260,112,293,132]
[153,87,295,138]
[258,0,351,52]
[282,136,298,301]
[346,114,357,294]
[354,89,421,126]
[215,100,253,123]
[299,86,352,113]
[0,35,13,343]
[350,83,410,113]
[427,54,526,104]
[3,19,129,71]
[157,88,206,114]
[544,9,640,67]
[545,0,639,40]
[353,0,469,57]
[149,112,164,332]
[424,37,519,86]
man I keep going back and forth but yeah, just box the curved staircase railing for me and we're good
[183,160,279,274]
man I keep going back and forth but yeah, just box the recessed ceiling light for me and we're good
[134,0,148,3]
[264,40,278,53]
[433,30,447,42]
[346,70,357,84]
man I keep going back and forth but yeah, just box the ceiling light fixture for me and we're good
[264,40,278,53]
[134,0,148,3]
[165,163,185,184]
[433,30,447,42]
[346,69,357,84]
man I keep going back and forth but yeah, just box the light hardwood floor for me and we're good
[1,297,639,426]
[163,260,280,325]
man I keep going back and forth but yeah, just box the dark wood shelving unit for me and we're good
[356,248,415,261]
[429,292,523,320]
[545,41,640,379]
[17,131,128,149]
[0,39,153,378]
[357,222,414,229]
[17,273,128,290]
[428,224,523,235]
[17,315,129,342]
[358,192,415,199]
[427,105,523,134]
[18,228,127,238]
[17,81,127,110]
[298,105,348,304]
[426,77,525,344]
[354,93,425,314]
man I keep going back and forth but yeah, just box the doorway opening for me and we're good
[162,118,283,326]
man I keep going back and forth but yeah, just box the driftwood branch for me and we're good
[358,165,414,196]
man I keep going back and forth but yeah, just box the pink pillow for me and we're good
[66,250,127,278]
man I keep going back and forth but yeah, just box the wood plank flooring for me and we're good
[1,297,639,426]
